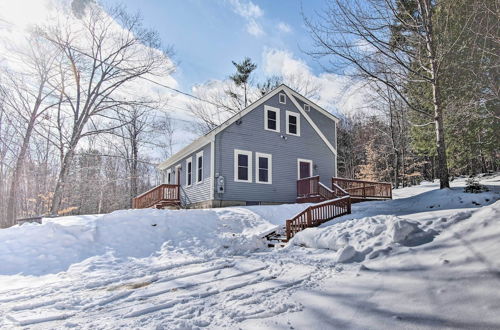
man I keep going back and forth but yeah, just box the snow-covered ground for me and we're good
[0,175,499,329]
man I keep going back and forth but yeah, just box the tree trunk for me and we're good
[130,137,138,207]
[420,0,450,189]
[6,117,37,225]
[50,146,76,214]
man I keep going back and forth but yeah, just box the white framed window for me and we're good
[234,149,252,183]
[304,103,310,112]
[279,93,286,104]
[286,111,301,136]
[256,152,272,184]
[166,169,172,184]
[196,151,203,184]
[264,105,280,132]
[185,157,193,187]
[297,158,313,179]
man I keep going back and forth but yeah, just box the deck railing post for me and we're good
[306,208,312,227]
[286,220,291,240]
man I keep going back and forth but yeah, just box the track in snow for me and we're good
[0,256,312,329]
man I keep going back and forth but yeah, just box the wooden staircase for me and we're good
[264,176,393,245]
[264,228,288,248]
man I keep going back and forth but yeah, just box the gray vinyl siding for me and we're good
[292,95,336,148]
[163,142,212,205]
[214,92,336,203]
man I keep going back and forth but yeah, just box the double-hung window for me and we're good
[264,105,280,132]
[234,149,252,183]
[256,152,272,184]
[286,111,300,136]
[186,158,192,187]
[196,151,203,184]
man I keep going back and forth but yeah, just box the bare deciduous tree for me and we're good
[35,4,174,213]
[0,36,60,225]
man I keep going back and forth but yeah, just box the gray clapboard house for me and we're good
[133,84,340,209]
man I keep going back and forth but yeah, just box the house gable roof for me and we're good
[158,84,339,170]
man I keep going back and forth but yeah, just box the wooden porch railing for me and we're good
[331,177,392,199]
[318,182,336,200]
[297,176,320,197]
[285,195,351,240]
[132,184,180,209]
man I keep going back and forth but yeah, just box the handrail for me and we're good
[134,185,162,199]
[318,182,335,200]
[331,182,349,196]
[332,177,392,199]
[331,177,392,185]
[297,175,320,181]
[285,195,351,240]
[132,184,180,209]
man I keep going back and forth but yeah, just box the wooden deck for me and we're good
[285,176,392,240]
[132,184,180,209]
[332,177,392,200]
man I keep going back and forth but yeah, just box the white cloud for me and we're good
[246,19,264,37]
[228,0,263,18]
[227,0,265,37]
[277,22,291,33]
[262,49,373,116]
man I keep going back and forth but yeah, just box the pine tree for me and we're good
[228,57,257,108]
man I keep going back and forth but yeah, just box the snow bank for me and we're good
[0,204,308,276]
[291,200,498,263]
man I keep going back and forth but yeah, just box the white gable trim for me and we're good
[283,85,340,123]
[283,89,337,156]
[157,84,338,170]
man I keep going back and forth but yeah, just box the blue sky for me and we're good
[105,0,326,90]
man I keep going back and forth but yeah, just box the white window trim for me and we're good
[255,152,272,184]
[279,93,286,104]
[234,149,253,183]
[185,157,193,187]
[174,164,181,185]
[264,105,280,133]
[286,111,301,137]
[297,158,313,179]
[304,103,310,112]
[196,151,204,184]
[166,169,172,184]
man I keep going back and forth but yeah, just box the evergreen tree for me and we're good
[228,57,257,108]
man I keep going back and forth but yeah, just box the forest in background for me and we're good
[0,0,498,227]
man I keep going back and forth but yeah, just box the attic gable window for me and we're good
[304,103,310,112]
[279,93,286,104]
[264,105,280,132]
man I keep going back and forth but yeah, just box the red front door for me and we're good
[299,161,311,179]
